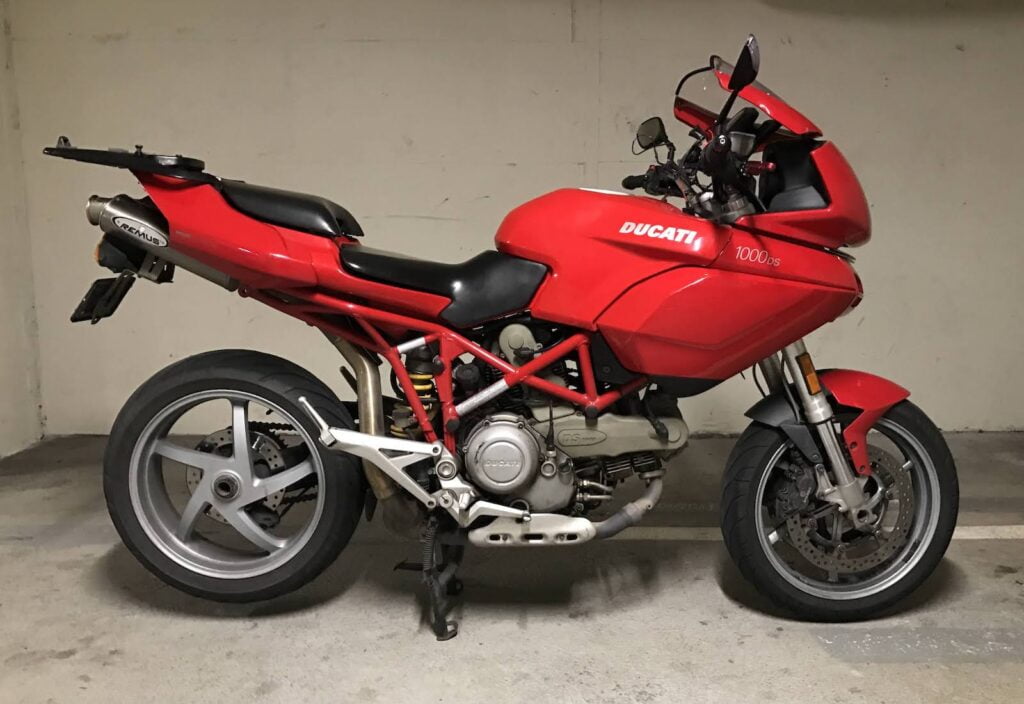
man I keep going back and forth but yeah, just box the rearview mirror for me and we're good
[636,117,669,151]
[728,35,760,91]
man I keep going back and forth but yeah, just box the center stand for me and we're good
[394,515,466,641]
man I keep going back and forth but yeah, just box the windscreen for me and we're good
[674,63,772,133]
[674,57,821,136]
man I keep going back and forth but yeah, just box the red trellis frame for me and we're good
[248,288,647,451]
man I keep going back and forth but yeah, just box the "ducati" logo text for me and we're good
[619,221,700,246]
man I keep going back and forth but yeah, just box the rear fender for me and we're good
[744,369,909,474]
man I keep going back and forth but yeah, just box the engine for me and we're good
[442,321,691,515]
[463,413,575,512]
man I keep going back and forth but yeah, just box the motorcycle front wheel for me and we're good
[104,350,365,602]
[720,400,958,620]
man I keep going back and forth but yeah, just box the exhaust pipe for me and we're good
[86,194,236,291]
[593,474,664,539]
[325,333,425,539]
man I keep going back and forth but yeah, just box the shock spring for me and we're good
[390,353,439,439]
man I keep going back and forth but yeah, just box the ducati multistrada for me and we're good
[48,36,958,639]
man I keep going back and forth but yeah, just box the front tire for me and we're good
[104,350,365,602]
[720,400,958,620]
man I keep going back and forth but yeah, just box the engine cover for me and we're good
[464,413,540,494]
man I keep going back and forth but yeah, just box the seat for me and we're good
[341,246,547,328]
[220,179,364,238]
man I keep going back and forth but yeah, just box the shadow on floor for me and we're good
[89,536,704,628]
[88,541,379,619]
[715,551,969,621]
[89,529,969,633]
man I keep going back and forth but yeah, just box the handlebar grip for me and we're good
[621,174,647,190]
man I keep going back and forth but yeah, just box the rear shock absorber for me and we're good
[390,347,439,439]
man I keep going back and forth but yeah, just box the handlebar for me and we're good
[621,167,684,198]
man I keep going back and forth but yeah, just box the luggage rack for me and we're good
[43,136,218,185]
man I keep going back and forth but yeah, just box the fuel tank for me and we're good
[495,189,731,329]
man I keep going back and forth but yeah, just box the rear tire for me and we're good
[104,349,365,602]
[720,400,958,620]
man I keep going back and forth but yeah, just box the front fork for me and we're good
[759,340,878,528]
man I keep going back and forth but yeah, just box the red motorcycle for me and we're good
[48,35,957,639]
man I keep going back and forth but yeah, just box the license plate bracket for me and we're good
[70,273,135,324]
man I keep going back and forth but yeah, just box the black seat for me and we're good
[341,246,547,328]
[220,179,364,238]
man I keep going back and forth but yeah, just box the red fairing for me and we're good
[597,235,859,379]
[495,188,730,329]
[493,187,862,380]
[598,269,856,379]
[734,143,871,249]
[819,369,910,475]
[135,174,449,320]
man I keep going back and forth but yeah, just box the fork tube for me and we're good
[757,354,786,395]
[781,340,864,508]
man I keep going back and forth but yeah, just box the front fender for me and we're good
[745,369,909,474]
[818,369,909,414]
[821,369,909,474]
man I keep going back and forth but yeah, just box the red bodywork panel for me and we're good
[137,174,449,320]
[735,143,871,249]
[598,268,855,379]
[495,188,860,380]
[495,189,730,329]
[672,64,870,250]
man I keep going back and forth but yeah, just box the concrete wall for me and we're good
[6,0,1023,435]
[0,0,41,456]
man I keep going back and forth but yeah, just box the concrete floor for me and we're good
[1,433,1023,703]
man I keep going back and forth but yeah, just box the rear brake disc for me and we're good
[184,426,286,524]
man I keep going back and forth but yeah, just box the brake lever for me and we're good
[744,161,776,176]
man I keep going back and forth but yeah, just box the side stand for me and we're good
[394,516,466,641]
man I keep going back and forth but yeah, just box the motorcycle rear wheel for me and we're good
[104,350,365,602]
[720,400,958,620]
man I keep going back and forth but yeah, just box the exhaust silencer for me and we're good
[86,194,236,290]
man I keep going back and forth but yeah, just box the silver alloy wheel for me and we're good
[128,389,326,580]
[754,417,941,600]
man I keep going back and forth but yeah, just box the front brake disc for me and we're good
[783,446,915,575]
